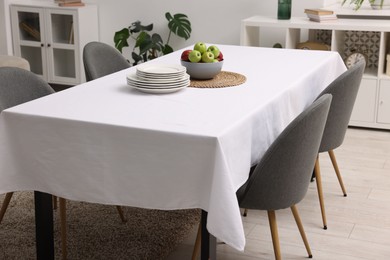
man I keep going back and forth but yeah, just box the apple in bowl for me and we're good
[180,42,224,79]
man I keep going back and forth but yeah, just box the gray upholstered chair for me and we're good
[0,67,53,220]
[193,94,332,260]
[313,60,365,230]
[0,66,55,241]
[82,40,130,231]
[0,67,126,260]
[83,41,130,82]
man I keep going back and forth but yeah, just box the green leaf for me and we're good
[165,12,173,21]
[162,44,173,55]
[132,52,143,65]
[166,12,192,40]
[113,28,130,53]
[130,21,153,34]
[129,21,141,34]
[139,42,153,55]
[151,33,163,44]
[135,32,151,49]
[115,12,191,64]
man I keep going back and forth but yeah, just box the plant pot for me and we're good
[371,0,390,9]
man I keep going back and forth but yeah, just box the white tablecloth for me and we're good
[0,44,346,251]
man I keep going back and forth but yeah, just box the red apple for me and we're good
[217,51,224,61]
[181,50,192,61]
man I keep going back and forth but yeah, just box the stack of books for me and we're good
[19,20,40,40]
[55,0,85,7]
[304,9,337,22]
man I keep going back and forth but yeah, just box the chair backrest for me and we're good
[237,94,332,211]
[0,67,54,112]
[317,60,365,152]
[83,41,130,81]
[0,55,30,71]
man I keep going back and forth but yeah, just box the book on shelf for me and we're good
[55,0,82,3]
[308,18,338,23]
[68,21,74,44]
[59,2,85,7]
[304,9,334,15]
[57,0,85,6]
[19,21,40,40]
[306,13,338,22]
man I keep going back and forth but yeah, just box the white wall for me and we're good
[0,0,12,54]
[0,0,336,55]
[324,0,341,5]
[89,0,328,58]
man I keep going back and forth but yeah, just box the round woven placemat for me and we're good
[189,71,246,88]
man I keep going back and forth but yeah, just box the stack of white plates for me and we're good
[127,64,190,94]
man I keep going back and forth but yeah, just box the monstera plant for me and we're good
[114,12,191,66]
[342,0,384,10]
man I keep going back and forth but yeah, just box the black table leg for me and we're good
[34,191,54,260]
[201,210,217,260]
[201,210,209,260]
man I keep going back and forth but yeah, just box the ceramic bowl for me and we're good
[181,60,223,79]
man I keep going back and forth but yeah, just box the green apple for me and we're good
[188,50,202,63]
[207,45,220,59]
[194,42,207,54]
[201,51,214,63]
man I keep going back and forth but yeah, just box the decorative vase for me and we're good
[371,0,390,9]
[277,0,292,20]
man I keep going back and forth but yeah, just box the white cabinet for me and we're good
[240,16,390,130]
[10,2,98,85]
[378,79,390,124]
[350,78,377,123]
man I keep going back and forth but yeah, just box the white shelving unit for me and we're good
[10,1,98,85]
[241,16,390,130]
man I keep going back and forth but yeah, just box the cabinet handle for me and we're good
[47,43,51,47]
[41,43,44,47]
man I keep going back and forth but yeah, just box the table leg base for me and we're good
[34,191,55,260]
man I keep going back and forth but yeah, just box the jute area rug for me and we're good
[0,192,200,259]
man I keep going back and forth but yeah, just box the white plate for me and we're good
[130,85,188,94]
[136,64,186,75]
[127,73,190,88]
[136,73,190,83]
[128,82,190,89]
[136,70,186,79]
[136,71,186,79]
[127,72,189,84]
[127,80,190,89]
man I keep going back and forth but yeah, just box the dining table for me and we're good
[0,44,346,259]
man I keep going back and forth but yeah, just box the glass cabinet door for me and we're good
[11,6,80,85]
[11,6,47,79]
[17,9,41,42]
[46,9,78,83]
[11,3,98,85]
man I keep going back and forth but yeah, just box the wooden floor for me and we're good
[167,127,390,260]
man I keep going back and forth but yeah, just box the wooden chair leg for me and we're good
[328,150,347,197]
[116,206,127,223]
[291,205,313,258]
[53,195,58,210]
[192,222,201,260]
[59,198,67,260]
[267,210,281,260]
[314,156,328,230]
[0,192,14,224]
